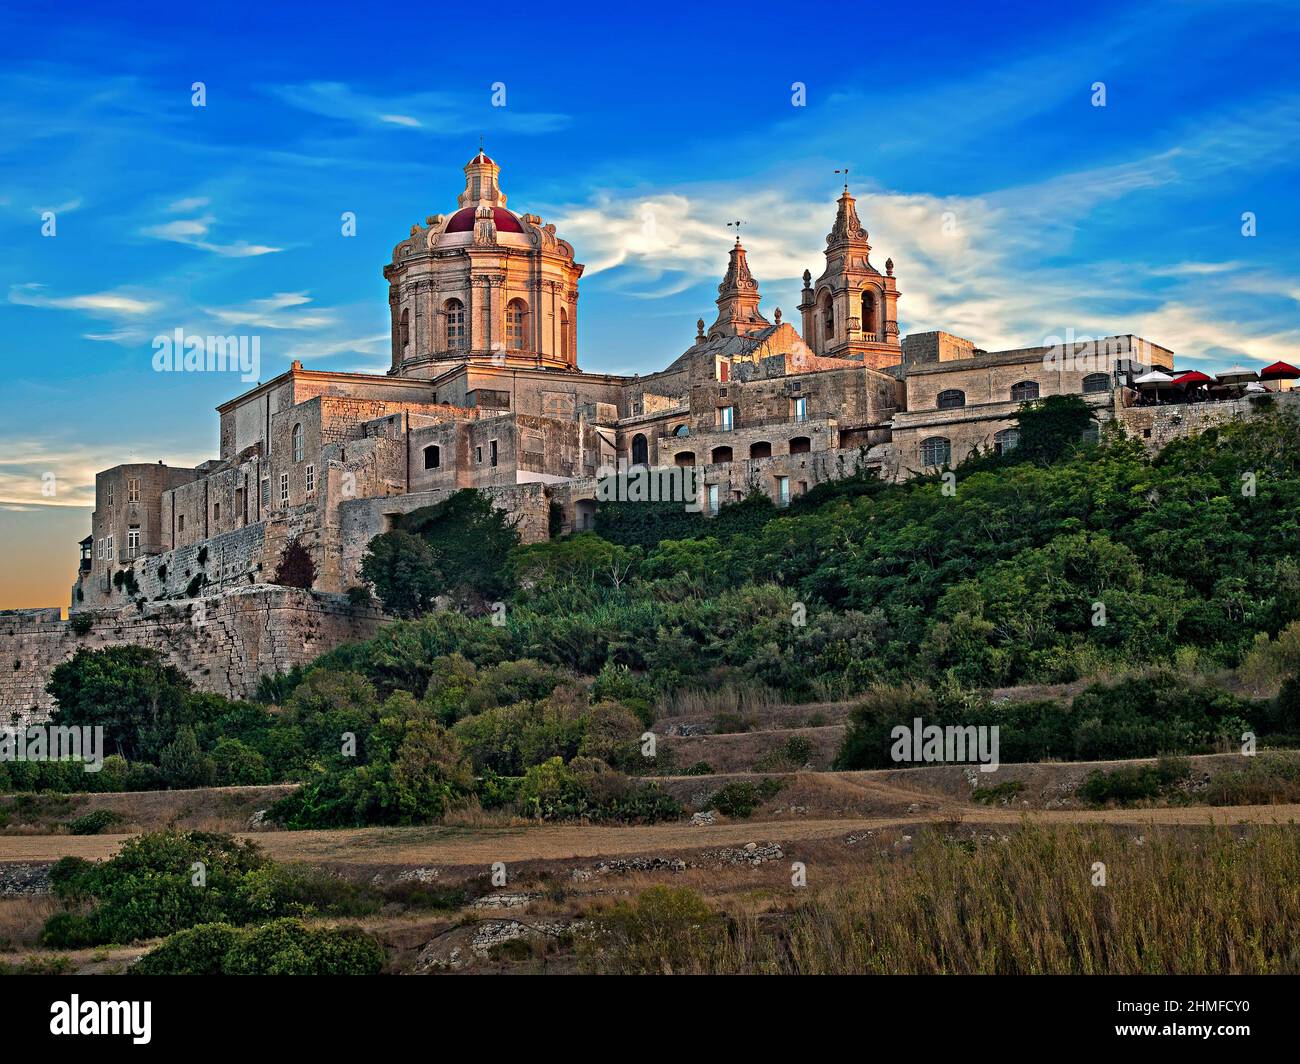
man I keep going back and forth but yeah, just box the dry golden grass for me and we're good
[0,896,61,950]
[577,824,1300,975]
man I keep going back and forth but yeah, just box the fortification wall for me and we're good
[0,587,387,724]
[1115,392,1298,450]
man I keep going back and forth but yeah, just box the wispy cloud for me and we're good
[9,284,158,316]
[266,81,571,135]
[554,87,1300,364]
[206,292,336,330]
[165,196,210,213]
[141,214,281,257]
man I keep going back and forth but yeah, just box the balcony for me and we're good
[704,411,824,435]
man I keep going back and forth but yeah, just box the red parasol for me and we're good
[1259,361,1300,381]
[1171,371,1214,387]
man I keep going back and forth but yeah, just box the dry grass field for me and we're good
[3,702,1299,976]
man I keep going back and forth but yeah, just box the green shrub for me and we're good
[971,779,1026,805]
[41,831,271,946]
[134,919,384,975]
[707,778,784,819]
[132,923,242,975]
[220,918,384,975]
[69,614,94,636]
[39,911,96,949]
[1078,757,1191,807]
[67,809,123,835]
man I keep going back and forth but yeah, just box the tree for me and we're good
[1013,394,1097,464]
[361,529,441,618]
[46,645,192,762]
[397,489,520,600]
[273,538,316,589]
[159,726,217,788]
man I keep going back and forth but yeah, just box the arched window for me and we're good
[749,441,772,460]
[505,299,527,350]
[399,307,410,351]
[630,434,648,466]
[789,436,811,454]
[292,423,304,464]
[1010,380,1040,402]
[993,428,1019,456]
[560,307,570,361]
[920,436,951,467]
[1082,372,1110,394]
[672,424,689,437]
[861,289,878,339]
[444,299,466,350]
[937,389,966,410]
[423,444,441,470]
[820,292,834,347]
[673,450,696,467]
[711,445,733,464]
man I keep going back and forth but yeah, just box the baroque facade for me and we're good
[72,152,1179,612]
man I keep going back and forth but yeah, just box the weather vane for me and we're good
[727,219,745,243]
[835,167,850,190]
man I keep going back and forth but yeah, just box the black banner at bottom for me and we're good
[0,974,1287,1051]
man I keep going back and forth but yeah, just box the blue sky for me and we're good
[2,0,1299,606]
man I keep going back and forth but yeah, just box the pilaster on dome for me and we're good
[458,147,508,209]
[708,239,770,339]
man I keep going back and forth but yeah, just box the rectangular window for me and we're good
[475,446,483,464]
[96,538,104,560]
[718,406,734,432]
[305,464,315,495]
[261,478,270,507]
[707,484,719,514]
[279,473,289,506]
[776,476,790,507]
[213,502,220,523]
[178,515,185,534]
[489,441,498,468]
[127,528,140,559]
[793,396,808,422]
[106,534,114,562]
[127,478,140,502]
[106,485,114,506]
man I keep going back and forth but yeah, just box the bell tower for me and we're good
[707,237,771,339]
[798,184,901,368]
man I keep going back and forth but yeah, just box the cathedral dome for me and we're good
[444,205,524,234]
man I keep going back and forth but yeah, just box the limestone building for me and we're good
[71,152,1176,611]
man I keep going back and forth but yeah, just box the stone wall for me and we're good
[1,587,387,723]
[1114,392,1298,450]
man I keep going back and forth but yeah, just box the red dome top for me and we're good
[444,206,523,234]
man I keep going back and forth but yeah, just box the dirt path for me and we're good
[3,804,1297,867]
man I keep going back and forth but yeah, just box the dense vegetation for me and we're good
[13,405,1299,825]
[134,919,384,976]
[39,830,380,948]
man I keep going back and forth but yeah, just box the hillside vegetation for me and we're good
[14,401,1299,827]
